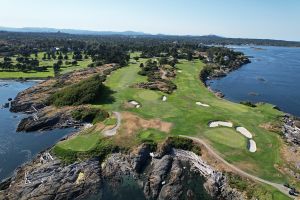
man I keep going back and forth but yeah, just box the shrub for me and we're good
[165,136,201,155]
[47,75,110,107]
[199,65,213,82]
[52,145,78,164]
[71,107,109,124]
[240,101,256,107]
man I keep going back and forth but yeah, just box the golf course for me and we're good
[0,52,92,79]
[54,54,292,199]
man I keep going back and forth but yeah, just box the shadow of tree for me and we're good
[94,84,116,105]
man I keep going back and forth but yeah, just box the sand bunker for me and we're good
[128,100,141,108]
[236,127,253,139]
[209,121,233,128]
[196,102,210,107]
[177,70,182,73]
[162,96,167,101]
[248,139,257,152]
[83,123,93,130]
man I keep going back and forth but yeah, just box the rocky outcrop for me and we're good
[16,106,79,132]
[10,64,118,114]
[282,115,300,146]
[0,152,101,200]
[1,143,245,200]
[9,64,119,132]
[134,81,176,94]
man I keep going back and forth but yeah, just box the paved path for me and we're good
[103,112,121,136]
[180,135,294,199]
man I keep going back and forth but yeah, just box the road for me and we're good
[180,135,294,199]
[103,112,121,136]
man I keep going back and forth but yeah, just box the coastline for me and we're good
[1,55,299,199]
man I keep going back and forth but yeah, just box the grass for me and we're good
[204,128,247,149]
[57,131,100,152]
[227,173,291,200]
[0,52,93,79]
[137,129,167,142]
[54,55,291,199]
[97,58,286,183]
[104,117,117,126]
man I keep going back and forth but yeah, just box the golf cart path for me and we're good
[103,112,121,136]
[180,135,294,198]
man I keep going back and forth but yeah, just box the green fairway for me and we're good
[98,58,285,184]
[0,52,92,79]
[53,55,290,199]
[137,128,168,142]
[56,131,100,152]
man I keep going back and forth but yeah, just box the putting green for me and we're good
[204,128,247,149]
[136,90,160,101]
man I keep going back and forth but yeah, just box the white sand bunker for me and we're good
[129,100,141,108]
[83,123,93,130]
[162,96,167,102]
[248,139,257,152]
[209,121,233,128]
[236,127,253,139]
[196,102,210,107]
[177,70,182,73]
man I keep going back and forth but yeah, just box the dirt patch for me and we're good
[235,162,259,173]
[259,122,281,132]
[112,112,172,147]
[121,112,172,134]
[280,143,300,168]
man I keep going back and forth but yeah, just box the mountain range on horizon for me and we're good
[0,26,226,38]
[1,26,300,44]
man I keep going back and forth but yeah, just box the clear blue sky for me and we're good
[0,0,299,41]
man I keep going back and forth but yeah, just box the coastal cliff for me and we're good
[10,64,119,132]
[0,142,244,200]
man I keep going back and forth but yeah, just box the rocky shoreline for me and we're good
[0,141,245,200]
[199,53,250,98]
[9,64,119,132]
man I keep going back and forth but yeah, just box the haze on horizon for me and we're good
[0,0,299,41]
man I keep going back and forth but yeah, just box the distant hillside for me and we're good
[0,27,147,36]
[0,27,299,47]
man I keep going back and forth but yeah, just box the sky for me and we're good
[0,0,299,41]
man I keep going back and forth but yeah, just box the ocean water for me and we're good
[207,46,300,117]
[0,81,72,181]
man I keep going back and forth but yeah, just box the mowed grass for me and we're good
[137,128,168,142]
[204,128,247,149]
[56,130,101,152]
[99,58,286,184]
[53,55,290,199]
[0,52,92,79]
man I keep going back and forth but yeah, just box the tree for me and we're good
[71,60,78,66]
[57,60,63,66]
[53,62,61,77]
[187,52,193,61]
[4,57,12,62]
[159,57,168,65]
